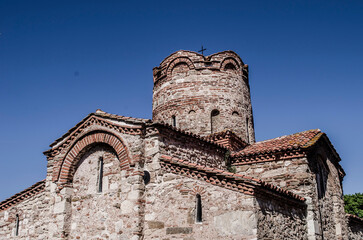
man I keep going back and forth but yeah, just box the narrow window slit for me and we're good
[246,117,250,143]
[196,194,202,223]
[98,157,104,192]
[15,214,19,236]
[172,115,176,127]
[211,109,220,134]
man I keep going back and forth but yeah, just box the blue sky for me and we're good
[0,0,362,200]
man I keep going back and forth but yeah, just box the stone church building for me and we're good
[0,50,362,239]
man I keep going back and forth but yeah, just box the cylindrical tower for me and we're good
[152,50,255,143]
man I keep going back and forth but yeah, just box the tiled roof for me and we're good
[0,180,45,211]
[49,109,151,147]
[160,155,306,204]
[94,109,152,124]
[233,129,322,157]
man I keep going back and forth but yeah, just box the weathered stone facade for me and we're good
[0,50,362,239]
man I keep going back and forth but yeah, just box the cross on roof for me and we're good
[198,45,207,55]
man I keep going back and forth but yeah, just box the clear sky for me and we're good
[0,0,362,201]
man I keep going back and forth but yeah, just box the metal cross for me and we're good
[198,45,207,55]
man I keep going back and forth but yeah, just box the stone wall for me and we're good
[143,171,258,239]
[319,156,347,239]
[68,144,140,239]
[159,127,227,169]
[142,141,307,240]
[43,121,146,240]
[256,197,307,239]
[0,192,49,239]
[233,157,312,194]
[233,143,348,239]
[152,50,255,143]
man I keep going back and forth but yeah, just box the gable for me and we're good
[44,110,150,187]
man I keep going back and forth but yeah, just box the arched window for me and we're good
[196,194,202,223]
[210,109,220,133]
[143,171,150,185]
[224,62,236,71]
[172,115,176,127]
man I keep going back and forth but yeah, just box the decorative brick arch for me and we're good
[220,57,240,71]
[166,57,195,77]
[55,131,130,184]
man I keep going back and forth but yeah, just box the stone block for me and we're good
[214,210,256,236]
[166,227,193,235]
[148,221,165,229]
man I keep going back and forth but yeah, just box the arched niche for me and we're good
[55,131,130,184]
[166,57,195,77]
[220,58,240,72]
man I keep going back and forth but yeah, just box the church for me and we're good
[0,50,362,239]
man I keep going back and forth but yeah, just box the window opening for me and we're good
[246,118,250,143]
[316,158,327,199]
[143,171,151,185]
[196,194,202,223]
[98,157,104,192]
[210,109,220,133]
[15,214,19,236]
[172,115,176,127]
[225,62,236,71]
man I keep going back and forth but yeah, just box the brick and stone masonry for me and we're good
[0,50,362,239]
[152,50,255,144]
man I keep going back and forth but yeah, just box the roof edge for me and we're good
[160,155,306,205]
[150,122,229,151]
[48,109,151,149]
[0,180,46,211]
[232,129,322,158]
